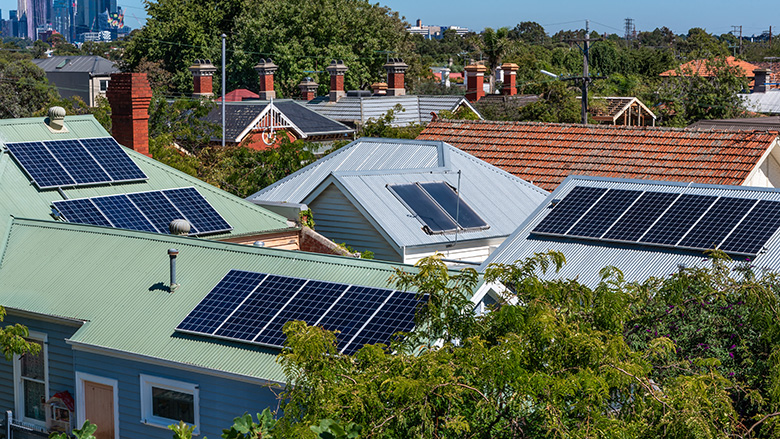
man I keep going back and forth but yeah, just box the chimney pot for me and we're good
[298,76,319,101]
[106,73,153,157]
[189,59,217,98]
[464,63,488,102]
[326,59,349,102]
[383,58,408,96]
[254,59,279,100]
[500,63,519,96]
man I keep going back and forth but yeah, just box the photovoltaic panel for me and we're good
[640,194,716,246]
[6,141,75,188]
[678,197,757,251]
[532,186,608,235]
[720,200,780,255]
[568,189,642,238]
[254,280,348,347]
[52,198,113,227]
[317,286,393,352]
[80,137,148,182]
[341,291,421,355]
[603,191,679,242]
[164,188,232,235]
[418,182,488,230]
[177,270,267,335]
[91,195,159,233]
[127,191,201,235]
[389,183,459,233]
[214,275,307,341]
[46,140,111,185]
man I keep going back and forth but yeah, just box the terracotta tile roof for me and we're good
[216,88,260,102]
[660,56,760,78]
[417,119,778,191]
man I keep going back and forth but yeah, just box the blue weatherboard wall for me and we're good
[72,349,281,439]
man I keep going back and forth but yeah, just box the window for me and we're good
[140,375,199,433]
[99,80,109,92]
[14,333,48,425]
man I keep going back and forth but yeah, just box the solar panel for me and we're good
[678,197,757,251]
[720,200,780,255]
[418,182,489,230]
[641,194,716,246]
[389,183,459,233]
[127,191,201,235]
[163,188,232,235]
[568,189,642,238]
[176,271,422,353]
[603,191,679,242]
[52,198,113,227]
[6,137,147,189]
[6,141,75,188]
[91,195,159,234]
[532,186,608,235]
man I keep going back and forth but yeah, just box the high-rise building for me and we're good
[76,0,115,34]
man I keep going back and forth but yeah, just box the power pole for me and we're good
[731,26,742,55]
[564,20,604,124]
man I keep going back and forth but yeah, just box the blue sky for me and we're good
[0,0,773,38]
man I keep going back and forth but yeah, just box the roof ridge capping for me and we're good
[560,174,780,193]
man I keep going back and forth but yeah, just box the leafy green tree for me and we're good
[509,21,549,45]
[221,410,276,439]
[477,27,511,92]
[0,57,59,118]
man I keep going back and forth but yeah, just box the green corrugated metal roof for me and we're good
[0,115,294,238]
[0,219,429,382]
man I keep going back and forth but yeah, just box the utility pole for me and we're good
[731,25,743,55]
[564,20,603,124]
[221,33,226,148]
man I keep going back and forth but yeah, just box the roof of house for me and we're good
[0,217,457,383]
[216,88,260,102]
[203,100,354,142]
[688,116,780,131]
[480,175,780,288]
[477,94,540,107]
[32,55,119,75]
[588,97,656,122]
[0,114,294,239]
[659,56,760,78]
[247,138,548,248]
[417,119,779,192]
[740,90,780,115]
[306,95,483,126]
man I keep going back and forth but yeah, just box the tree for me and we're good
[0,57,59,118]
[477,27,511,93]
[1,306,39,361]
[509,21,549,45]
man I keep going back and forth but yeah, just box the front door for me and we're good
[83,381,115,439]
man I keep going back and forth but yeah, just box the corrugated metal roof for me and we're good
[688,116,780,131]
[307,95,481,126]
[481,176,780,288]
[741,91,780,114]
[0,218,444,382]
[32,56,119,74]
[0,115,293,239]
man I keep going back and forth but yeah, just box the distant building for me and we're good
[32,55,120,106]
[407,19,468,40]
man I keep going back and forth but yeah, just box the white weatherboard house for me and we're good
[247,138,548,265]
[481,175,780,288]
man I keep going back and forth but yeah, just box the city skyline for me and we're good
[0,0,775,39]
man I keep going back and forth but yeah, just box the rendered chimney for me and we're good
[465,63,488,102]
[384,58,408,96]
[501,63,519,96]
[254,58,278,100]
[371,82,388,96]
[326,60,348,102]
[188,59,217,98]
[106,73,153,157]
[298,77,318,101]
[753,68,771,93]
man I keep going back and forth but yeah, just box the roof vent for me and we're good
[169,219,192,235]
[46,106,68,132]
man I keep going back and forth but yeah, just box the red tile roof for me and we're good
[216,88,260,102]
[659,56,760,78]
[417,119,778,191]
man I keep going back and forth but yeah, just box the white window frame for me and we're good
[13,331,49,426]
[75,372,120,439]
[139,374,200,434]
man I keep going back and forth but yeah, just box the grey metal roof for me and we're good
[740,90,780,114]
[248,137,548,248]
[481,175,780,288]
[32,56,119,74]
[688,116,780,131]
[306,95,483,126]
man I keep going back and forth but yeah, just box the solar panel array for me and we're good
[177,270,423,355]
[6,137,147,189]
[53,187,232,236]
[530,186,780,256]
[388,182,489,234]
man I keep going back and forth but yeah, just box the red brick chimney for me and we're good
[106,73,153,157]
[384,58,408,96]
[501,63,519,96]
[188,59,217,98]
[326,60,348,102]
[298,77,318,101]
[254,59,278,99]
[465,63,487,102]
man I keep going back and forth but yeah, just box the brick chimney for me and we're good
[384,58,408,96]
[753,68,771,93]
[371,82,388,96]
[298,77,318,101]
[465,63,487,102]
[327,60,348,102]
[106,73,153,157]
[254,58,278,100]
[501,63,519,96]
[188,59,217,98]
